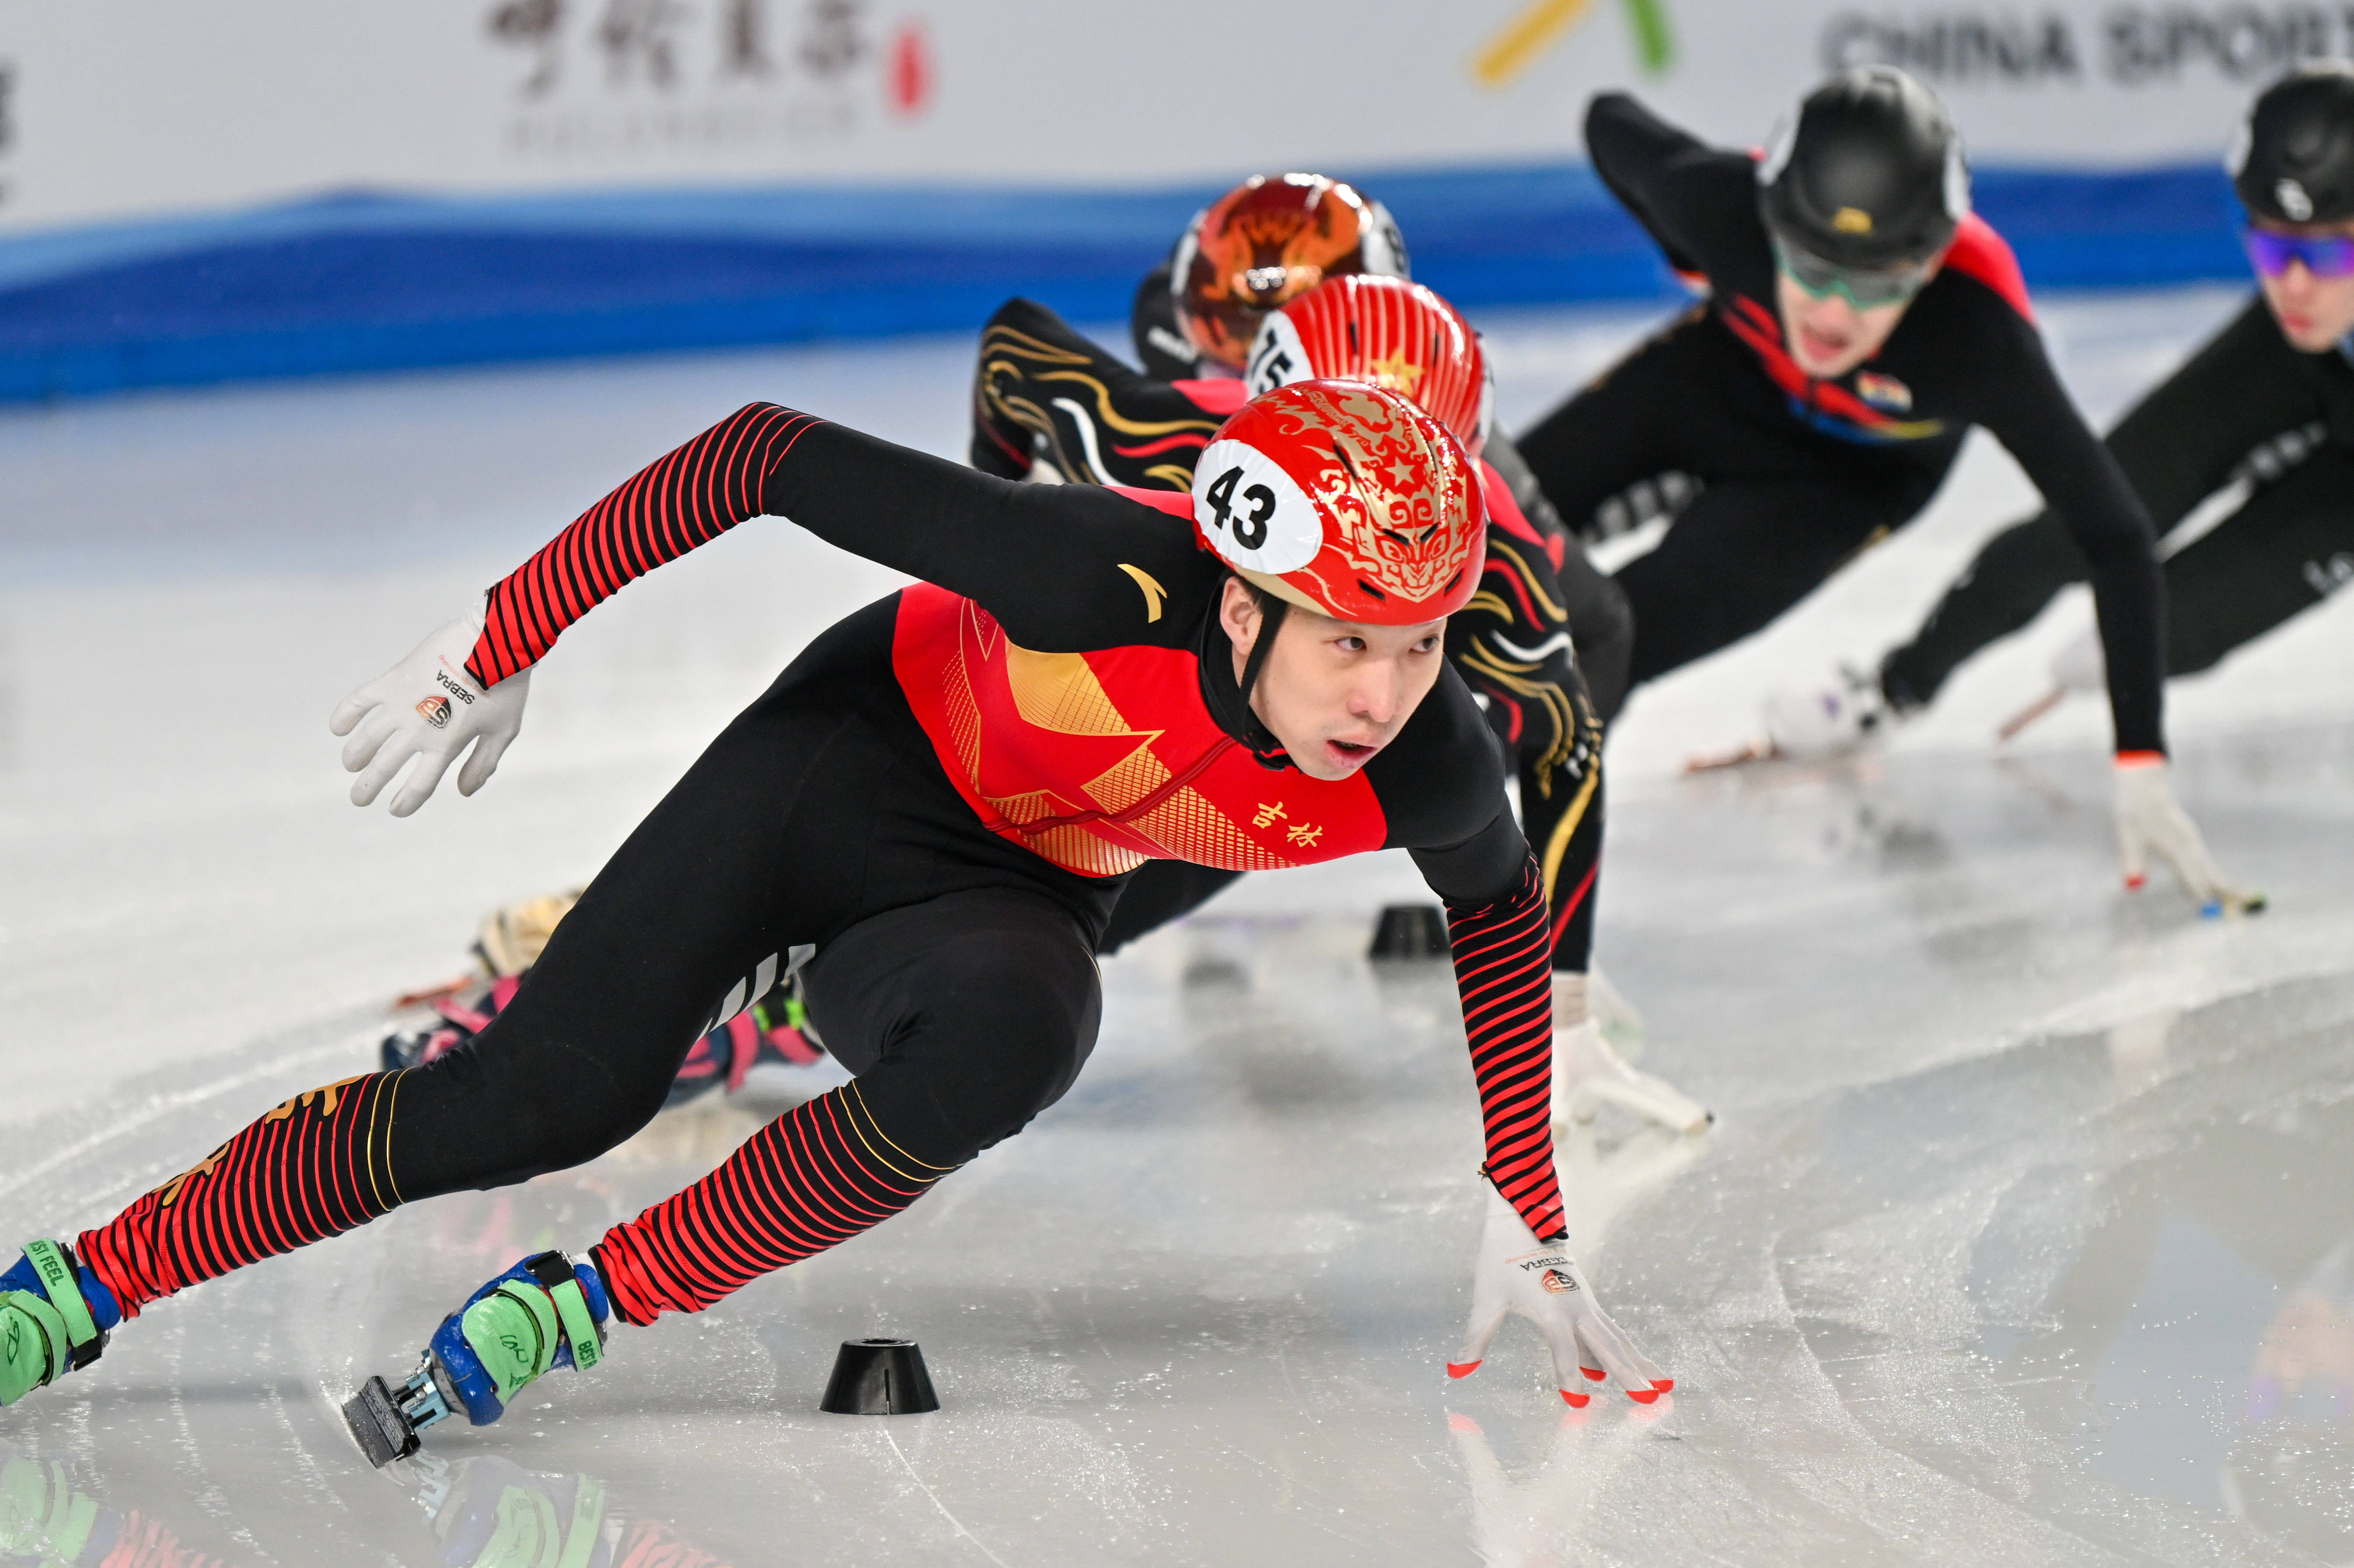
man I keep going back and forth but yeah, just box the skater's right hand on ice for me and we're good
[2114,753,2264,915]
[1448,1182,1669,1407]
[330,605,529,817]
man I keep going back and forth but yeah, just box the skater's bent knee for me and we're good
[797,889,1106,1166]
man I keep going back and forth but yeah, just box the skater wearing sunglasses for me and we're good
[1779,66,2354,896]
[1516,66,2242,909]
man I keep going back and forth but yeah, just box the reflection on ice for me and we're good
[1791,977,2354,1558]
[406,1453,742,1568]
[1449,1399,1676,1568]
[0,1440,742,1568]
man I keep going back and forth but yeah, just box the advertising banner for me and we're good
[0,0,2321,397]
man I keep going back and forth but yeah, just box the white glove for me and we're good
[2114,753,2263,914]
[1448,1183,1668,1407]
[1760,662,1893,760]
[1552,1018,1713,1135]
[329,606,529,817]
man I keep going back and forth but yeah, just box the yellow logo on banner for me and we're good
[1473,0,1676,87]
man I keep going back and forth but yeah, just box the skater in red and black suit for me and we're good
[1518,65,2249,909]
[0,381,1666,1441]
[968,180,1690,1130]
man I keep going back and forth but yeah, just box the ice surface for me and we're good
[3,289,2352,1564]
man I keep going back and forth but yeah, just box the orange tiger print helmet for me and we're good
[1171,173,1409,372]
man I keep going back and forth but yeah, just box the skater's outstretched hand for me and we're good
[1448,1181,1669,1407]
[2114,753,2264,916]
[330,607,530,817]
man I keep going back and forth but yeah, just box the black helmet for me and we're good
[2232,62,2354,225]
[1759,66,1969,269]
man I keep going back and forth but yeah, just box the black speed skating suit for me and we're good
[1520,92,2170,756]
[1882,296,2354,705]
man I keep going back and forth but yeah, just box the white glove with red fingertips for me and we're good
[1448,1183,1669,1407]
[2114,751,2264,915]
[329,601,529,818]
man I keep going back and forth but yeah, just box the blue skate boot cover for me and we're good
[426,1252,610,1427]
[0,1241,121,1407]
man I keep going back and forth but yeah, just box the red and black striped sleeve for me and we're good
[1445,855,1568,1240]
[465,403,825,687]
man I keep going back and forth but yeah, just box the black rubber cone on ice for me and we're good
[820,1338,940,1414]
[1368,903,1450,959]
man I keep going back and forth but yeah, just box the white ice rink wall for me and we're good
[0,0,2334,398]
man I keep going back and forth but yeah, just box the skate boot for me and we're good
[1577,966,1647,1055]
[382,977,521,1074]
[668,980,829,1107]
[0,1241,120,1410]
[1552,1019,1713,1135]
[1759,661,1900,762]
[387,976,828,1111]
[344,1252,610,1467]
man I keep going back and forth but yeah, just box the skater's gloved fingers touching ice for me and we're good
[388,746,459,819]
[1525,1260,1662,1405]
[1574,1308,1668,1396]
[337,703,403,775]
[2114,754,2262,912]
[1535,1305,1597,1401]
[2146,808,2226,897]
[1452,1183,1672,1404]
[1451,1293,1511,1376]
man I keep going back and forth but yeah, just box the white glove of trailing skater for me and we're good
[1759,662,1894,761]
[329,603,529,817]
[2114,753,2264,915]
[1448,1183,1669,1407]
[1552,1017,1713,1135]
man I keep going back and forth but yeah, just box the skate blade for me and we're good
[343,1375,421,1468]
[1682,740,1779,774]
[1995,686,2065,743]
[1562,1078,1714,1136]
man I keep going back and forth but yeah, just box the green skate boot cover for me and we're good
[475,1472,606,1568]
[459,1259,604,1406]
[0,1242,104,1408]
[0,1455,101,1561]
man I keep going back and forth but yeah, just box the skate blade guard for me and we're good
[344,1354,458,1468]
[343,1375,420,1467]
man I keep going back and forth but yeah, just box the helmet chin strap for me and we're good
[1235,596,1291,753]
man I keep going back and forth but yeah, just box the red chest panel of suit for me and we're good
[891,583,1388,877]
